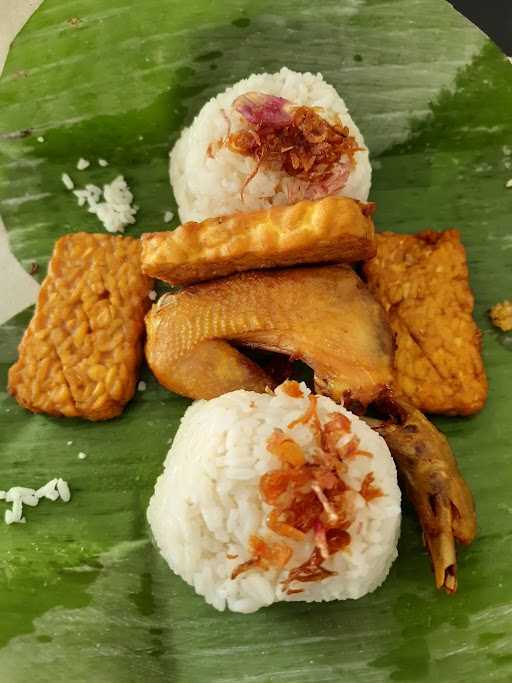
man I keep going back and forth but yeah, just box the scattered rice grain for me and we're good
[77,157,90,170]
[72,175,137,233]
[57,479,71,503]
[36,479,59,501]
[61,173,74,190]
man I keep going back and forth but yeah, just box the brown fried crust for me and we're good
[363,229,488,416]
[8,233,153,421]
[145,264,393,407]
[141,196,376,286]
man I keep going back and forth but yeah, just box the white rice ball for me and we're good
[147,384,401,613]
[170,67,371,222]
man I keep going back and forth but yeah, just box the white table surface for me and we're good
[0,0,43,325]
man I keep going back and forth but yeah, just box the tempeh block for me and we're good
[8,233,153,421]
[363,229,488,416]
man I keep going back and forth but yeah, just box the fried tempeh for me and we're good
[489,299,512,332]
[141,196,376,286]
[8,233,153,421]
[363,229,488,416]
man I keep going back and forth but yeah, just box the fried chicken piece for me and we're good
[8,233,153,421]
[489,299,512,332]
[150,339,273,400]
[141,196,376,286]
[363,229,488,416]
[365,393,477,593]
[145,265,393,406]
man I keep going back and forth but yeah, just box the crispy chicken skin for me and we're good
[145,265,393,407]
[141,196,376,286]
[151,339,272,400]
[366,394,477,593]
[363,229,488,416]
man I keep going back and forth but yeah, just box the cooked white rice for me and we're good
[147,383,400,613]
[170,67,372,223]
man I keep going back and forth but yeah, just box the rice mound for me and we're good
[147,384,401,613]
[170,67,372,222]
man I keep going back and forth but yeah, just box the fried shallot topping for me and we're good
[360,472,383,502]
[232,392,385,591]
[280,380,304,398]
[288,395,322,443]
[224,92,362,201]
[231,534,292,579]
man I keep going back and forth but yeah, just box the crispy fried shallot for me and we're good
[232,393,376,593]
[226,92,362,200]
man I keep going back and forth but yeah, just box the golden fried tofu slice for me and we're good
[8,233,153,421]
[363,229,487,416]
[141,196,376,285]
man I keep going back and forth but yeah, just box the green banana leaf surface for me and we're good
[1,0,512,680]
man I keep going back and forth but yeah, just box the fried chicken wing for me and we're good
[145,265,393,407]
[365,394,477,593]
[363,229,488,416]
[141,196,376,286]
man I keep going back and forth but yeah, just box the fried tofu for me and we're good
[363,229,487,416]
[141,196,376,285]
[8,233,153,421]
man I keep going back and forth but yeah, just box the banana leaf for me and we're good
[1,0,512,680]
